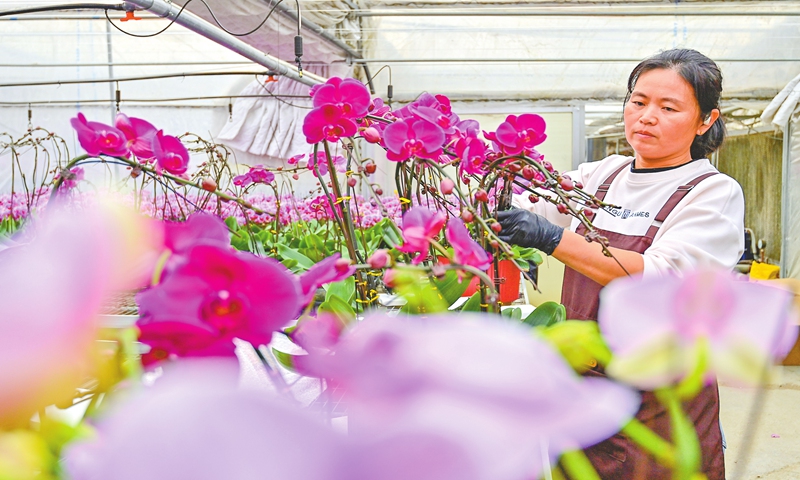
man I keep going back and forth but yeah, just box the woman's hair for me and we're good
[625,48,726,159]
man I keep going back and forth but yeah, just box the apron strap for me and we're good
[644,172,718,241]
[585,161,632,222]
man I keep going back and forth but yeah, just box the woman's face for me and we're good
[623,68,717,167]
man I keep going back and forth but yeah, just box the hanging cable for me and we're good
[366,64,393,105]
[254,74,312,110]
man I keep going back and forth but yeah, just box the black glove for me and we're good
[496,209,564,255]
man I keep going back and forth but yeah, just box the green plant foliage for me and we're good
[522,301,566,327]
[501,307,523,321]
[325,277,356,305]
[430,270,471,306]
[318,295,356,325]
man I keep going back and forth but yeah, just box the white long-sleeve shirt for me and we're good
[513,155,745,279]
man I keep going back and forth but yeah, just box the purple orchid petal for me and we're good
[152,131,189,176]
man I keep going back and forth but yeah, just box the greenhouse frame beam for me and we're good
[122,0,326,86]
[354,8,800,17]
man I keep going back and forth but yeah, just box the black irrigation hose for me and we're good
[0,3,125,18]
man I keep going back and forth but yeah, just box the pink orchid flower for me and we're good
[303,314,640,480]
[136,244,302,364]
[310,77,371,119]
[383,118,446,162]
[287,153,306,165]
[298,253,357,306]
[303,105,358,144]
[0,199,158,426]
[115,113,158,161]
[485,114,547,156]
[396,207,447,264]
[410,105,460,137]
[291,313,346,355]
[152,130,190,176]
[446,218,492,272]
[455,133,488,176]
[307,151,346,177]
[70,112,130,157]
[233,165,275,187]
[599,269,799,389]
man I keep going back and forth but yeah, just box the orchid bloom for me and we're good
[70,113,130,158]
[599,269,799,389]
[303,105,358,144]
[303,314,640,480]
[152,130,190,176]
[0,199,158,427]
[383,118,446,162]
[233,165,275,187]
[455,133,488,176]
[485,114,547,156]
[307,151,346,177]
[136,245,302,365]
[287,153,306,165]
[115,113,158,161]
[310,77,371,119]
[396,207,447,264]
[298,253,357,306]
[446,218,492,272]
[291,313,346,355]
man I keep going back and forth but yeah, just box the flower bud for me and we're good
[367,249,390,269]
[347,177,358,187]
[491,222,502,233]
[528,194,539,203]
[383,268,399,288]
[200,177,217,192]
[361,126,381,144]
[461,209,474,222]
[364,161,377,174]
[560,176,574,191]
[375,187,383,196]
[507,163,521,173]
[431,264,447,279]
[440,178,455,195]
[292,174,300,180]
[474,189,488,203]
[556,203,568,214]
[522,165,536,180]
[490,240,499,249]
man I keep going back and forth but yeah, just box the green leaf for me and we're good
[326,277,356,304]
[522,301,566,327]
[224,216,239,231]
[277,244,315,270]
[431,270,471,306]
[501,307,523,321]
[396,273,448,315]
[230,231,251,252]
[319,295,356,325]
[459,292,483,312]
[280,258,302,273]
[272,348,301,372]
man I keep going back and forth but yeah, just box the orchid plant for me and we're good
[1,77,798,480]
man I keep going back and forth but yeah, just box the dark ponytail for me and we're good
[625,49,726,159]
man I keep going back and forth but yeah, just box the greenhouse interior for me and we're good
[2,0,800,479]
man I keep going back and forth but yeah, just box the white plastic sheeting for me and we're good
[762,77,800,281]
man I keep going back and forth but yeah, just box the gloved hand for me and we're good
[496,209,565,255]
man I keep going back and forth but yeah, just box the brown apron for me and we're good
[561,162,725,480]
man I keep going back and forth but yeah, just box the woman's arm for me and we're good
[552,230,644,286]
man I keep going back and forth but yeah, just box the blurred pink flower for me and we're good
[310,77,371,119]
[287,153,306,165]
[304,314,640,480]
[360,126,381,144]
[484,114,547,156]
[303,105,358,144]
[115,113,158,160]
[396,207,446,264]
[136,245,301,364]
[298,253,356,306]
[233,165,275,187]
[152,131,190,176]
[599,270,800,389]
[291,313,346,355]
[367,249,391,269]
[70,112,130,157]
[384,118,445,162]
[0,199,157,426]
[307,151,346,177]
[446,218,491,272]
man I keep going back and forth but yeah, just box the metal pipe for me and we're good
[0,3,126,17]
[349,57,800,64]
[122,0,325,86]
[0,93,310,106]
[0,71,274,88]
[354,8,800,17]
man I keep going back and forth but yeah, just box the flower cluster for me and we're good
[303,78,371,144]
[71,112,190,177]
[232,165,275,187]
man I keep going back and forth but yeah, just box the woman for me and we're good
[498,49,744,479]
